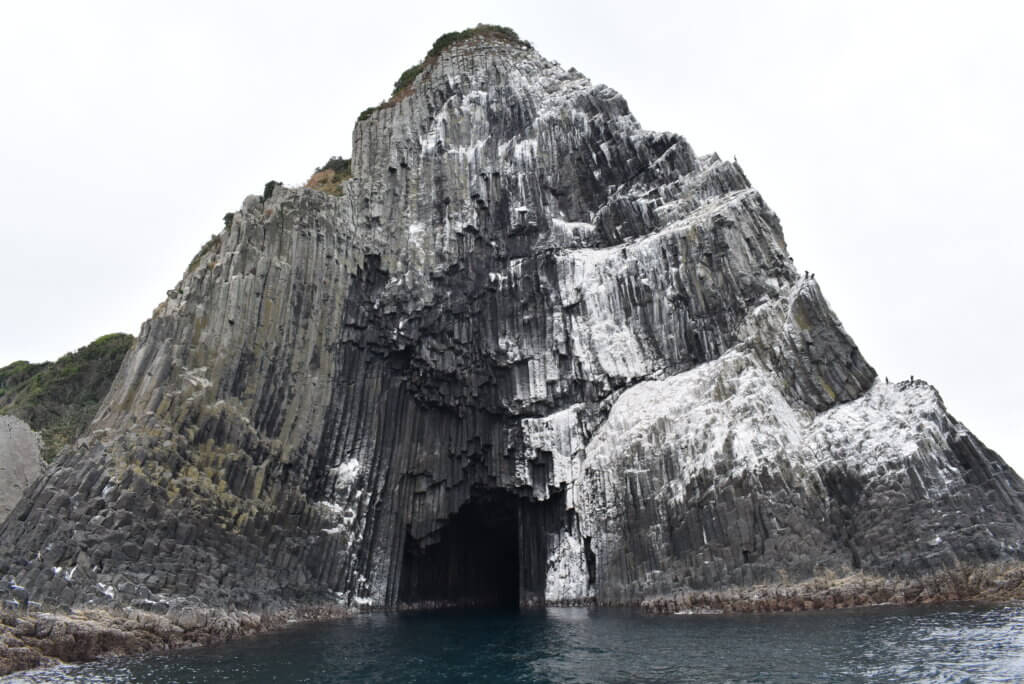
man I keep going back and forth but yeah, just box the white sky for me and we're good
[1,1,1020,475]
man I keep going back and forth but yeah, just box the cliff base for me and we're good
[4,562,1024,677]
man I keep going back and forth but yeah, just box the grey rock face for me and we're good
[0,416,43,521]
[1,34,1022,612]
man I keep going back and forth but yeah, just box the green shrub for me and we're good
[427,25,525,61]
[306,156,353,196]
[358,24,530,120]
[317,156,352,176]
[392,64,425,97]
[0,333,134,460]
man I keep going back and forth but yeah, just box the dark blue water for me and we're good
[5,603,1024,683]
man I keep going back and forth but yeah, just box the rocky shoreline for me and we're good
[3,561,1023,677]
[0,602,354,677]
[637,561,1024,615]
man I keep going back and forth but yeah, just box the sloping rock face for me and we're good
[1,32,1022,613]
[0,416,43,521]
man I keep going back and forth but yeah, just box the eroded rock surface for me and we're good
[1,29,1022,617]
[0,416,43,521]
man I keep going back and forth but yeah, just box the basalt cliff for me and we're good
[3,27,1023,621]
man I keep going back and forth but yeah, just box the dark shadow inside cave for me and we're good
[399,489,524,609]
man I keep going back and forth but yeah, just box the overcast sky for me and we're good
[1,0,1020,475]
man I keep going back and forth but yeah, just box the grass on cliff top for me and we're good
[305,156,352,196]
[0,333,133,461]
[358,24,529,122]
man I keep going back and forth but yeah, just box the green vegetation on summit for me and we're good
[314,27,526,194]
[305,156,353,196]
[0,333,133,461]
[358,24,528,121]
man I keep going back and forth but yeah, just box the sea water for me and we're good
[5,602,1024,683]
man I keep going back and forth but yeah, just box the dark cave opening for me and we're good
[399,489,526,609]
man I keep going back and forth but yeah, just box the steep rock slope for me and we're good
[1,28,1022,613]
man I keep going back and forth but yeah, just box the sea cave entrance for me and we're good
[398,488,563,609]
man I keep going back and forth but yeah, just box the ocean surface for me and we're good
[5,602,1024,683]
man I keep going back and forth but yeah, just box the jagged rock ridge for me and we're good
[1,28,1022,613]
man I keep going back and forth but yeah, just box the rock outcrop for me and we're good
[0,416,43,521]
[0,603,351,677]
[1,26,1022,620]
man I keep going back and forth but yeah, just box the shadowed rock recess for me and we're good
[2,28,1023,616]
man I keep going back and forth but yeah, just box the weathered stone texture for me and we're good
[0,416,43,521]
[1,33,1022,614]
